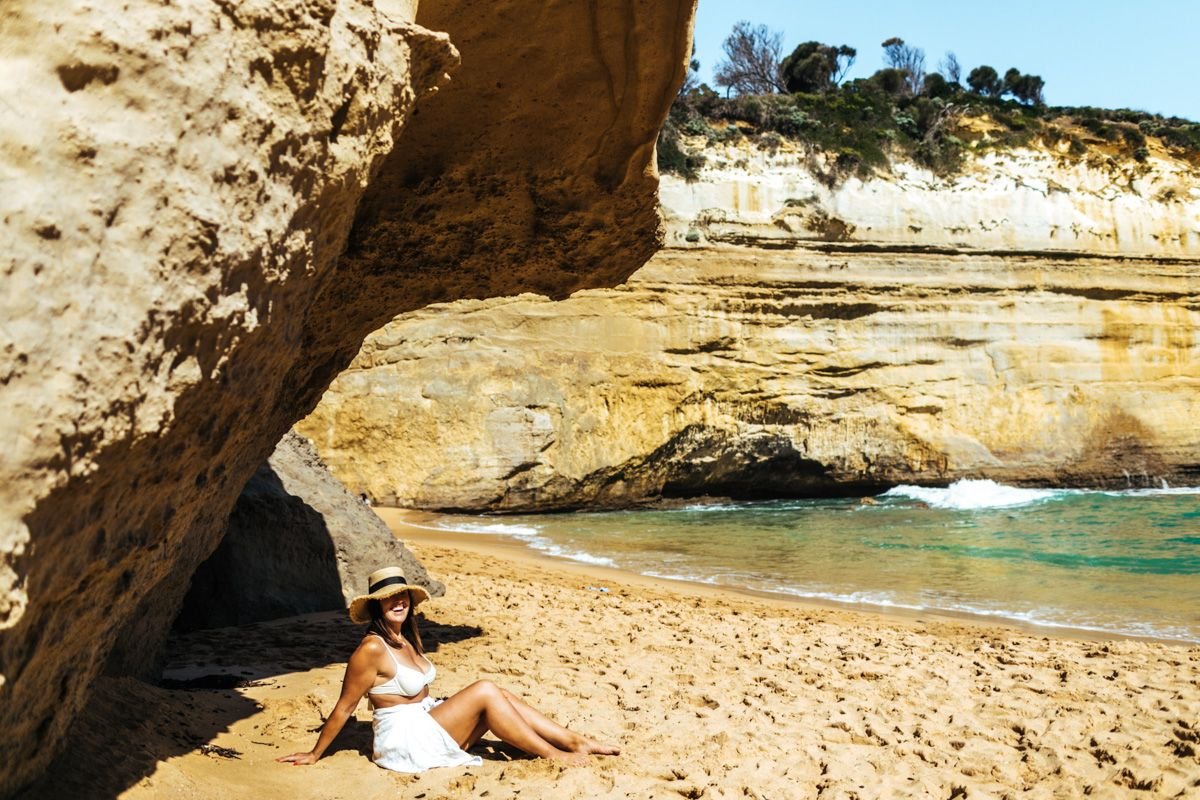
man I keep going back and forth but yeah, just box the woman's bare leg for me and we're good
[500,688,620,755]
[461,716,489,750]
[428,681,588,764]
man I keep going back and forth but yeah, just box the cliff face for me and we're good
[0,1,694,792]
[660,134,1200,256]
[298,139,1200,511]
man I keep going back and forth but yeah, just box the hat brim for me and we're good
[348,583,430,624]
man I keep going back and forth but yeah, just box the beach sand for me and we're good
[27,509,1200,799]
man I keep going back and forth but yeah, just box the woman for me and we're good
[277,566,619,772]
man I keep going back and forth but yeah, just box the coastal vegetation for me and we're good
[659,22,1200,181]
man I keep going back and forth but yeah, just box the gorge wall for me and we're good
[298,136,1200,511]
[0,0,695,793]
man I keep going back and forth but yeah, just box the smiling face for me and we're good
[366,588,424,653]
[381,590,412,625]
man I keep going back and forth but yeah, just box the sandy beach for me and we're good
[27,509,1200,799]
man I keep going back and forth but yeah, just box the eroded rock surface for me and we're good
[174,431,442,632]
[299,142,1200,511]
[661,134,1200,256]
[0,0,693,792]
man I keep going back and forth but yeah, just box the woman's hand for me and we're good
[274,638,381,767]
[276,751,319,766]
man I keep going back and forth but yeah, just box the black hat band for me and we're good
[369,575,410,593]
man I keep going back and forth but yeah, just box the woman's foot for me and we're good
[568,736,620,756]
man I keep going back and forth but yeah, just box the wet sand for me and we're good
[27,509,1200,799]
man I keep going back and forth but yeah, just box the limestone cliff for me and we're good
[299,138,1200,511]
[661,132,1200,256]
[0,0,694,793]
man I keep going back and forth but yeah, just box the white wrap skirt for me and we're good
[372,697,483,773]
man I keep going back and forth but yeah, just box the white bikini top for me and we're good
[368,635,436,696]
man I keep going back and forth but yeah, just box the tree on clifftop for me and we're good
[714,21,786,95]
[922,72,956,99]
[781,41,857,93]
[965,64,1045,104]
[967,65,1004,97]
[1004,68,1046,105]
[939,52,963,86]
[881,37,925,95]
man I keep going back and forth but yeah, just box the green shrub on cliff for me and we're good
[657,22,1199,180]
[659,84,1200,180]
[657,116,706,181]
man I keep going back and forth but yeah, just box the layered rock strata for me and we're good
[174,431,442,632]
[0,1,693,793]
[661,135,1200,257]
[299,141,1200,511]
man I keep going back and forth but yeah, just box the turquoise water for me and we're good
[424,481,1200,642]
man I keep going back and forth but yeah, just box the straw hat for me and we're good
[348,566,430,624]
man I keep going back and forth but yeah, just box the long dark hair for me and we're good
[367,592,424,654]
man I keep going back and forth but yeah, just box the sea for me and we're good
[418,480,1200,643]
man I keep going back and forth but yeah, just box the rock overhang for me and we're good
[0,0,697,793]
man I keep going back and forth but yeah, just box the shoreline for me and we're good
[35,517,1200,799]
[376,507,1198,648]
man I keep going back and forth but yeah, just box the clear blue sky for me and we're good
[692,0,1200,121]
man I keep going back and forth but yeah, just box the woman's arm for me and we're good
[276,641,379,765]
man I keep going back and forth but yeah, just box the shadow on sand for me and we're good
[18,458,481,799]
[18,612,484,799]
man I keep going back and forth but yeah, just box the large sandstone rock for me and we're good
[0,0,694,792]
[173,431,442,632]
[298,141,1200,510]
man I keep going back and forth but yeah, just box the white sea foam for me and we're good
[644,570,723,586]
[882,479,1064,510]
[670,499,819,513]
[673,502,748,512]
[417,516,620,567]
[904,599,1198,643]
[420,519,542,538]
[1100,486,1200,497]
[525,539,618,567]
[640,572,1199,643]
